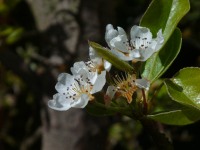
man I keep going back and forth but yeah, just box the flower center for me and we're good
[113,74,138,103]
[63,78,94,101]
[85,59,104,74]
[133,36,152,50]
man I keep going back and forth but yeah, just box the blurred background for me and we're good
[0,0,200,150]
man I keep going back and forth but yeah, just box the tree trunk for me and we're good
[25,0,115,149]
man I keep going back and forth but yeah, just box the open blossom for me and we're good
[48,46,109,111]
[105,24,164,61]
[106,74,150,103]
[130,25,164,61]
[105,24,140,61]
[71,47,111,76]
[48,70,106,111]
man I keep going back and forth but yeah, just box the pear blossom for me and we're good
[105,24,164,61]
[105,24,140,61]
[48,69,106,111]
[130,25,164,61]
[48,46,110,111]
[106,74,150,103]
[70,64,107,94]
[71,47,111,76]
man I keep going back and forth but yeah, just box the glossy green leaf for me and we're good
[140,0,190,43]
[141,28,181,82]
[165,68,200,110]
[148,80,200,125]
[89,41,134,73]
[148,107,200,125]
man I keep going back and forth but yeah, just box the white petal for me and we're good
[104,60,112,71]
[156,29,164,44]
[55,82,67,94]
[86,71,98,85]
[117,27,127,36]
[48,93,72,111]
[55,74,76,93]
[110,35,129,53]
[89,46,98,60]
[55,73,76,93]
[70,61,87,75]
[91,57,103,66]
[138,29,164,61]
[130,25,152,49]
[129,49,141,59]
[135,79,150,90]
[71,94,90,108]
[110,49,133,61]
[105,24,118,45]
[57,73,74,84]
[137,48,155,61]
[106,24,114,31]
[91,71,106,94]
[153,29,164,51]
[106,85,117,99]
[131,25,152,41]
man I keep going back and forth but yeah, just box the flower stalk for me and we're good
[142,88,148,115]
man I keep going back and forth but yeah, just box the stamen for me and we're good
[112,73,137,103]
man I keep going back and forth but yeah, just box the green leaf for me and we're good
[148,107,200,125]
[141,28,181,82]
[89,41,134,73]
[165,67,200,110]
[140,0,190,82]
[148,80,200,125]
[140,0,190,43]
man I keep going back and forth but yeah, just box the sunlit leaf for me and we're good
[165,68,200,110]
[148,79,200,125]
[148,107,200,125]
[140,0,190,44]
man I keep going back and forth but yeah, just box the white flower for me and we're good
[105,24,164,61]
[89,47,111,72]
[71,47,111,77]
[130,25,164,61]
[106,74,150,103]
[70,61,107,92]
[48,71,106,111]
[105,24,140,61]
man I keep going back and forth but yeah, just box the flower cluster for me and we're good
[48,47,111,111]
[105,24,164,61]
[48,24,164,111]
